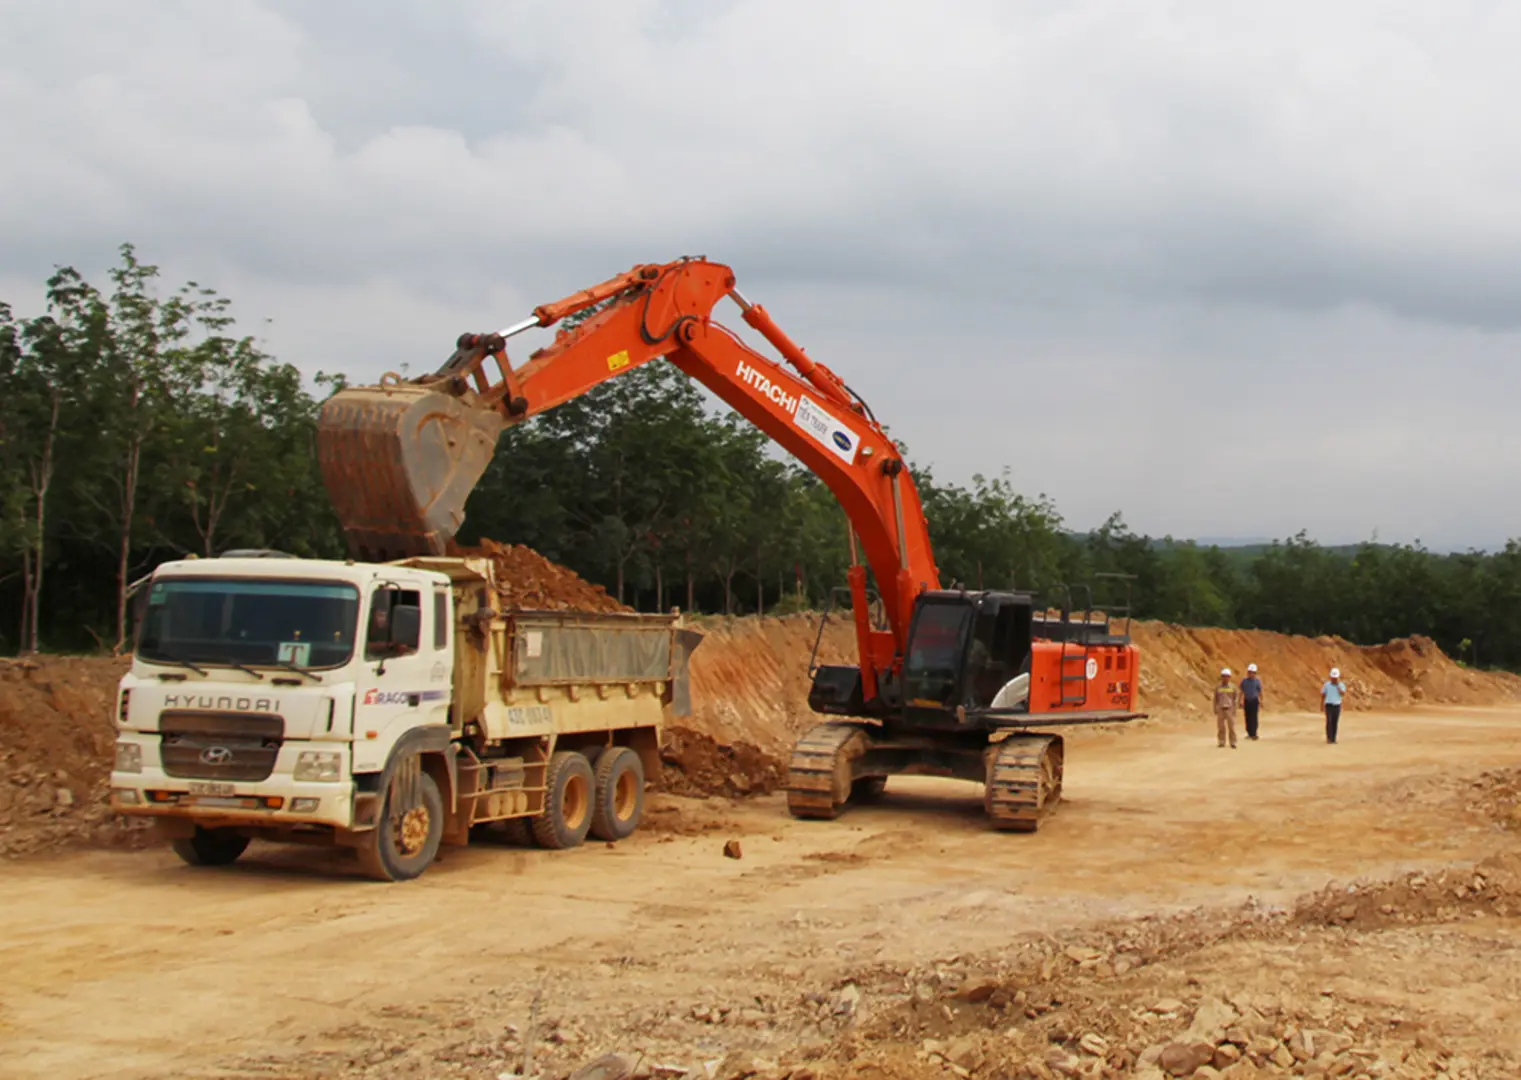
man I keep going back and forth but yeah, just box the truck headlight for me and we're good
[114,742,143,774]
[294,750,342,782]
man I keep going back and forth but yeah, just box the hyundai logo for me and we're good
[199,746,234,766]
[831,431,852,451]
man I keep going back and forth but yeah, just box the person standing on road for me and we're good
[1321,666,1347,744]
[1240,663,1264,740]
[1213,667,1239,749]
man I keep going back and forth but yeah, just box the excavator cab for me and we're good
[809,590,1036,730]
[899,591,1034,728]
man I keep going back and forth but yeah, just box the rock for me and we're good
[1151,998,1186,1015]
[1321,1033,1355,1056]
[1139,1044,1168,1067]
[1159,1041,1215,1077]
[1213,1044,1242,1069]
[723,839,743,859]
[1134,1069,1168,1080]
[1185,997,1239,1045]
[1079,1033,1109,1057]
[712,1051,765,1080]
[945,1034,983,1071]
[570,1054,640,1080]
[960,982,999,1003]
[1193,1068,1222,1080]
[54,787,74,809]
[1336,903,1359,922]
[1064,946,1104,965]
[1246,1034,1280,1059]
[833,983,861,1016]
[1271,1045,1296,1069]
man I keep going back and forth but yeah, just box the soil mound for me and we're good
[1130,622,1521,715]
[658,728,786,798]
[449,538,630,613]
[0,655,148,857]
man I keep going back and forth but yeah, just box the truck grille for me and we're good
[159,712,284,783]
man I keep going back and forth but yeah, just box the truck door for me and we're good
[352,584,433,773]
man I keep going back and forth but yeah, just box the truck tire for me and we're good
[171,827,250,867]
[590,747,645,842]
[532,751,595,850]
[356,766,444,882]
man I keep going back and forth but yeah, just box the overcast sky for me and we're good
[3,1,1518,551]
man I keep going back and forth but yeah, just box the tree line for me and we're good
[3,247,1519,670]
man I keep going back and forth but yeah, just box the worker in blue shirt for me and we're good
[1240,663,1264,740]
[1321,667,1347,744]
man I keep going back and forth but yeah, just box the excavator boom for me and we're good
[316,258,942,689]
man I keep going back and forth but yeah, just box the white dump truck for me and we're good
[109,551,699,881]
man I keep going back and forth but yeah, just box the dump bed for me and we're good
[394,556,699,743]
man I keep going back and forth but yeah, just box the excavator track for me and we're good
[984,734,1064,832]
[786,722,870,820]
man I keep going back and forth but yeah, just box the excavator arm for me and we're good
[316,258,941,698]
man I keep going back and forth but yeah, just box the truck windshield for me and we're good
[902,602,971,706]
[137,578,361,670]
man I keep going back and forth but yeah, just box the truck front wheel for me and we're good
[172,827,250,868]
[590,747,645,842]
[532,751,595,850]
[357,764,444,882]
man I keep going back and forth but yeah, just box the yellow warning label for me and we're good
[606,350,631,372]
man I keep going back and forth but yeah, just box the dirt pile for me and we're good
[1293,852,1521,931]
[0,655,148,857]
[1131,622,1521,715]
[658,728,786,799]
[644,861,1521,1080]
[450,538,631,613]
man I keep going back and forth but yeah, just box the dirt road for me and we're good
[5,706,1521,1079]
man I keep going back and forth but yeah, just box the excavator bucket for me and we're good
[316,382,507,562]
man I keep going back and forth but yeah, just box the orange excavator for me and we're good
[316,257,1142,830]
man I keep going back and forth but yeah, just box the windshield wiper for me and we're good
[152,654,209,676]
[273,659,321,683]
[202,655,266,680]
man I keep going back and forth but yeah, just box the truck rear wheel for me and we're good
[171,827,250,867]
[532,751,595,850]
[357,764,444,881]
[590,747,645,842]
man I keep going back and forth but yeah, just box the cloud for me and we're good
[1,0,1518,548]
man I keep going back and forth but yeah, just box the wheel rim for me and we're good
[397,805,431,856]
[562,773,590,831]
[613,768,638,821]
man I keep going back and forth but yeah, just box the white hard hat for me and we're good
[1330,667,1341,679]
[1220,667,1232,677]
[1247,663,1258,672]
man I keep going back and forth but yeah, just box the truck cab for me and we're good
[111,555,455,864]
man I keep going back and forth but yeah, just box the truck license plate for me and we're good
[189,781,236,797]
